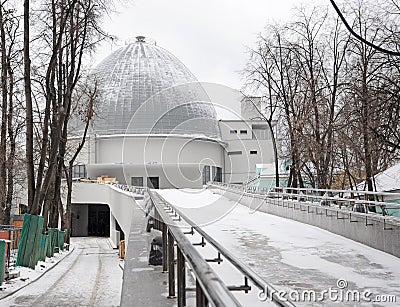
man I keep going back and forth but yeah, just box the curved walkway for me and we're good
[1,237,122,307]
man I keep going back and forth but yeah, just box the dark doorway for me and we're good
[88,204,110,236]
[147,177,159,189]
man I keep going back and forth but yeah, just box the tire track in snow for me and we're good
[30,247,84,306]
[88,238,103,306]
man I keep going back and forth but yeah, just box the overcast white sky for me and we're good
[92,0,327,91]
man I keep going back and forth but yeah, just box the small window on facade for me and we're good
[240,130,247,134]
[230,130,237,134]
[131,177,143,187]
[203,165,211,185]
[227,151,242,155]
[250,150,257,155]
[72,165,86,178]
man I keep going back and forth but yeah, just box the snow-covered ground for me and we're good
[0,237,123,307]
[0,246,73,299]
[158,189,400,306]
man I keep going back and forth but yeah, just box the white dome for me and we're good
[91,36,221,139]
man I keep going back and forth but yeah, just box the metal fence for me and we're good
[210,182,400,217]
[148,190,295,307]
[148,190,242,307]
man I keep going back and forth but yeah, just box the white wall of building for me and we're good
[81,135,225,188]
[71,120,276,187]
[87,163,212,188]
[219,120,275,184]
[95,135,223,165]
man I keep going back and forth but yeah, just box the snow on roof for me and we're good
[373,162,400,192]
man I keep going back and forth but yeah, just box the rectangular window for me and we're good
[215,167,222,182]
[250,150,258,155]
[227,151,242,155]
[72,165,86,178]
[131,177,143,187]
[229,130,237,134]
[252,124,270,140]
[240,130,247,134]
[203,165,210,185]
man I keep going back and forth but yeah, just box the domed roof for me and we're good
[91,36,221,139]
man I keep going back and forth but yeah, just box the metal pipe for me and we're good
[168,230,176,298]
[177,247,186,307]
[156,193,295,307]
[148,191,241,307]
[196,280,208,307]
[162,222,168,273]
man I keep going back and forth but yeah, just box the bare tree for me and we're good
[244,3,399,191]
[63,79,97,242]
[0,1,23,224]
[22,0,114,224]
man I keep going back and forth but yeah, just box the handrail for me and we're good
[210,182,400,214]
[148,190,242,307]
[78,180,294,305]
[211,181,400,199]
[272,186,400,199]
[155,192,295,307]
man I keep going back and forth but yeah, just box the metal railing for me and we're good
[210,182,400,217]
[148,190,242,307]
[76,180,294,305]
[150,190,295,307]
[77,178,148,195]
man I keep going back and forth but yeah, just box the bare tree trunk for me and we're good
[24,0,36,211]
[64,83,95,243]
[5,63,15,225]
[0,5,8,223]
[267,121,280,187]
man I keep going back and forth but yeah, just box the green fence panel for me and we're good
[51,229,59,253]
[38,234,48,262]
[15,214,31,267]
[46,229,55,258]
[15,214,44,269]
[43,234,49,260]
[58,231,66,251]
[22,215,39,267]
[28,215,44,269]
[36,235,44,264]
[0,240,6,286]
[45,231,51,258]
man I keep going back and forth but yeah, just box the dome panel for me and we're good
[91,38,220,139]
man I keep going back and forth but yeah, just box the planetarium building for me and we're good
[70,36,275,238]
[74,36,274,189]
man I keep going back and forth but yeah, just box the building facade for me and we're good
[72,36,276,188]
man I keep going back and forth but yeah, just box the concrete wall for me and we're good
[210,185,400,258]
[96,135,223,165]
[87,163,209,188]
[71,182,140,247]
[83,134,224,188]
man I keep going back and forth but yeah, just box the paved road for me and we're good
[1,237,122,307]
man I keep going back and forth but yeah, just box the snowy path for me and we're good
[158,189,400,306]
[1,237,122,307]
